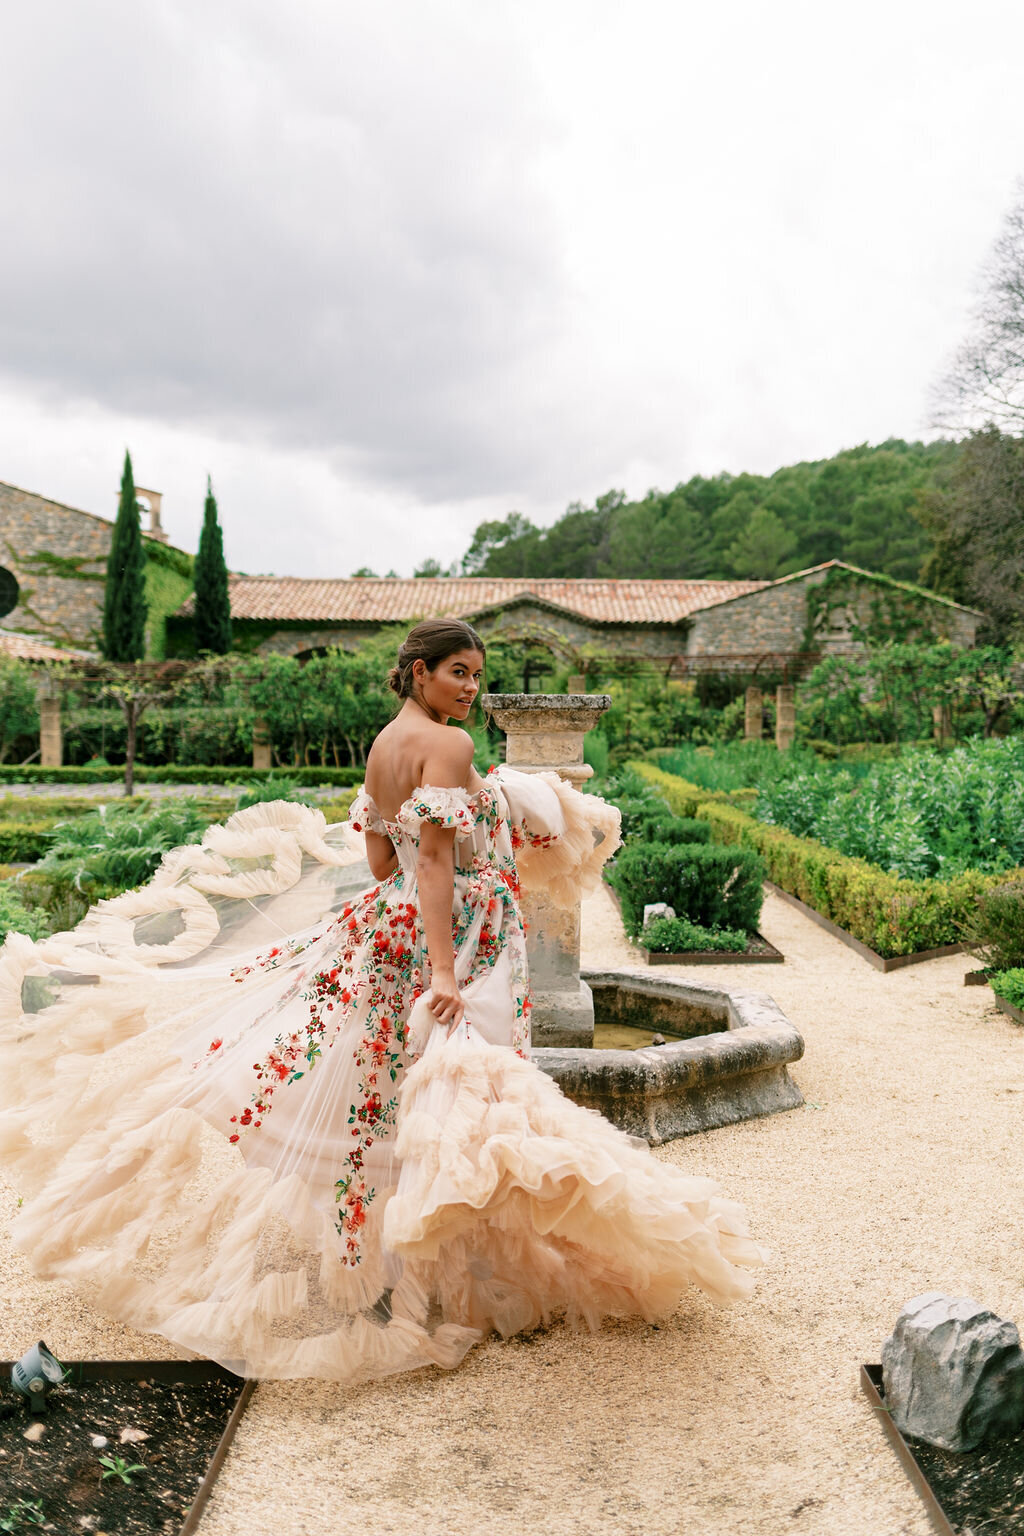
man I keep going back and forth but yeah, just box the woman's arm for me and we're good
[417,731,475,1032]
[364,829,398,882]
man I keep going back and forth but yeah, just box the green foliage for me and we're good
[0,881,49,941]
[607,839,764,937]
[459,440,953,583]
[193,477,232,653]
[143,545,194,660]
[990,968,1024,1012]
[0,654,38,762]
[0,820,53,862]
[232,775,312,809]
[960,881,1024,972]
[0,1499,45,1532]
[642,915,748,953]
[36,799,210,895]
[629,759,1019,958]
[98,1454,145,1484]
[0,762,364,785]
[103,451,147,661]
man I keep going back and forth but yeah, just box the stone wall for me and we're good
[0,481,111,646]
[687,568,979,673]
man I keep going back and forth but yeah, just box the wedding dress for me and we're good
[0,769,762,1381]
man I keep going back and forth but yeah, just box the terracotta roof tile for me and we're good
[176,577,768,625]
[0,629,92,661]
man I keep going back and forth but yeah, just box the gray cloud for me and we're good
[0,1,593,500]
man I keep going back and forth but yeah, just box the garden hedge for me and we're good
[606,838,764,937]
[628,760,1020,959]
[0,764,365,787]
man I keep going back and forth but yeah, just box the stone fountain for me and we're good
[482,691,804,1143]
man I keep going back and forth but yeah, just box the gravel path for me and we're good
[3,884,1021,1536]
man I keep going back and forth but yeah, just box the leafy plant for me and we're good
[35,800,210,895]
[642,915,748,953]
[990,968,1024,1012]
[232,775,313,810]
[98,1454,145,1484]
[0,882,49,941]
[0,1499,45,1532]
[960,881,1024,972]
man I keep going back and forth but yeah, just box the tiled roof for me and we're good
[176,576,768,625]
[0,628,92,661]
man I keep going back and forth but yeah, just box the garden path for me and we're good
[2,885,1021,1536]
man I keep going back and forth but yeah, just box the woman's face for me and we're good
[414,647,485,721]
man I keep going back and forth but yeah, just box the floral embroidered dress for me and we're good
[0,770,762,1382]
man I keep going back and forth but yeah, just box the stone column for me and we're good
[744,686,763,741]
[252,716,272,771]
[933,703,952,745]
[36,675,63,768]
[566,673,586,694]
[775,684,796,751]
[482,693,611,1048]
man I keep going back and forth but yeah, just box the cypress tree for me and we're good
[103,450,147,661]
[193,476,232,653]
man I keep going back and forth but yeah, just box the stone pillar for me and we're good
[36,675,63,768]
[252,716,272,771]
[933,703,952,745]
[481,693,611,1048]
[744,686,763,741]
[775,684,796,751]
[567,673,586,694]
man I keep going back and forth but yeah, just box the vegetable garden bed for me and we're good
[642,931,784,966]
[0,1359,253,1536]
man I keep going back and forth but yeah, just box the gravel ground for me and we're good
[3,884,1022,1536]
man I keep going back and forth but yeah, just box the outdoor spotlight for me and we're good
[10,1341,64,1413]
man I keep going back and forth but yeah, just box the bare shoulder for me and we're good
[420,723,474,787]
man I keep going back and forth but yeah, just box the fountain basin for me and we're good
[533,969,804,1145]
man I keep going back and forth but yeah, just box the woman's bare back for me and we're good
[365,714,483,824]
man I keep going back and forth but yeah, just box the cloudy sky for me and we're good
[1,0,1022,577]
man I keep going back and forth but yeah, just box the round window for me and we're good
[0,567,19,622]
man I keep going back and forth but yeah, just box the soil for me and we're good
[906,1429,1024,1534]
[0,1371,243,1535]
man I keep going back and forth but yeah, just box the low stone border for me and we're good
[642,932,784,967]
[766,882,964,973]
[533,969,804,1145]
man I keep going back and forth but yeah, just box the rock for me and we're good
[651,1033,667,1046]
[642,902,675,928]
[90,1434,109,1448]
[23,1421,45,1441]
[881,1292,1024,1451]
[119,1427,148,1444]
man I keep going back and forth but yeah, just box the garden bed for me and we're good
[861,1363,1024,1535]
[994,995,1024,1027]
[642,931,784,966]
[765,882,964,972]
[0,1359,252,1536]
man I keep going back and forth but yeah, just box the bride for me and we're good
[0,619,762,1381]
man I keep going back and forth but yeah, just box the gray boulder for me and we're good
[642,902,675,928]
[881,1292,1024,1451]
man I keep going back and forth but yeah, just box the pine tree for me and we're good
[193,476,232,653]
[103,450,147,661]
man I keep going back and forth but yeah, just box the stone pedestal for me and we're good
[37,680,63,768]
[744,686,763,741]
[252,716,272,771]
[482,693,611,1047]
[775,684,796,751]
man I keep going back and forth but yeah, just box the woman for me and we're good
[0,620,761,1382]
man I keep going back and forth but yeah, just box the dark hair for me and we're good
[388,618,486,700]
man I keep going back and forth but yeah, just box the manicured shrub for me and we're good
[641,915,748,953]
[960,881,1024,973]
[0,764,364,787]
[607,839,764,937]
[628,813,710,847]
[0,821,56,863]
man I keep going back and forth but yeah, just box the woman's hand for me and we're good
[428,970,465,1034]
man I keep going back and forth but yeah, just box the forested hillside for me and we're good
[460,438,958,585]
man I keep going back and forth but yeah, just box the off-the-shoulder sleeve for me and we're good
[348,788,389,838]
[496,766,622,909]
[398,785,476,840]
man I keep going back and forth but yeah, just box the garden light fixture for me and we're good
[11,1341,63,1412]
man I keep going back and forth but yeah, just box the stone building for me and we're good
[169,560,982,679]
[0,478,193,657]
